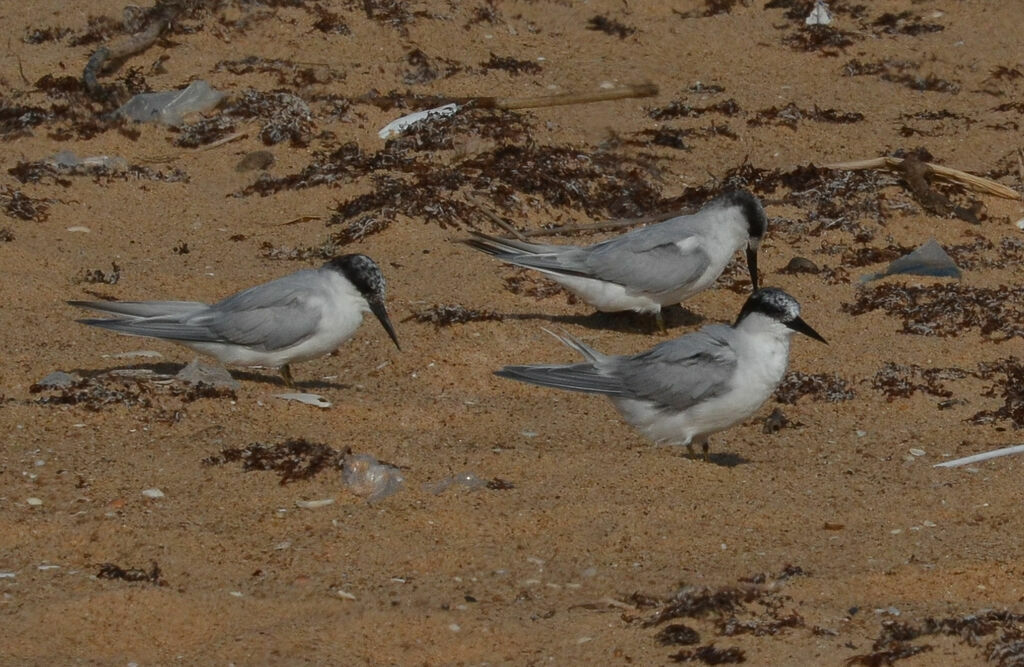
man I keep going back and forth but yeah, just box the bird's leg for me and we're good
[279,364,295,388]
[689,435,710,462]
[654,310,667,335]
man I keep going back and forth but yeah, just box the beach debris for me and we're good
[275,392,331,408]
[47,150,129,173]
[116,80,224,126]
[33,371,81,390]
[425,471,487,495]
[26,497,43,507]
[141,488,164,499]
[176,357,240,391]
[805,1,833,26]
[296,498,335,509]
[934,444,1024,468]
[378,103,459,139]
[825,156,1020,200]
[342,453,404,503]
[204,439,342,484]
[860,239,962,283]
[378,83,657,139]
[97,561,163,585]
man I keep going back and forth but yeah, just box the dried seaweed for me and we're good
[0,186,48,221]
[842,284,1024,340]
[645,586,764,626]
[970,358,1024,428]
[670,645,746,664]
[587,15,635,39]
[657,624,701,646]
[406,304,504,326]
[479,53,543,76]
[719,611,804,637]
[843,58,960,93]
[31,372,234,411]
[0,100,52,137]
[404,48,462,85]
[98,561,164,585]
[648,99,740,121]
[0,227,13,242]
[310,3,351,34]
[79,263,121,285]
[871,362,967,400]
[216,56,345,87]
[203,439,346,485]
[225,89,314,146]
[174,116,236,148]
[872,12,944,36]
[775,372,856,404]
[846,643,931,666]
[783,25,858,55]
[748,103,864,129]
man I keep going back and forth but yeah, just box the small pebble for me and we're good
[235,150,275,173]
[26,497,43,507]
[141,488,165,499]
[781,256,820,274]
[336,590,357,600]
[909,448,926,457]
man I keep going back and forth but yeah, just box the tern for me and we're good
[495,288,825,460]
[464,190,766,329]
[70,254,400,387]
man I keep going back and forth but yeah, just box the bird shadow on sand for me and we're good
[503,304,705,335]
[704,451,750,467]
[60,362,350,391]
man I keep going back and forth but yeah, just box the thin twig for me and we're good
[464,193,526,240]
[466,82,658,111]
[201,131,248,151]
[825,157,1020,200]
[934,444,1024,468]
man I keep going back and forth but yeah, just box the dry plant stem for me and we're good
[467,82,658,111]
[825,157,1021,200]
[464,194,527,240]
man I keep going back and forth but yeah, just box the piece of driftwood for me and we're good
[825,157,1020,200]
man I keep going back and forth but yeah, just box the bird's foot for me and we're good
[279,364,295,388]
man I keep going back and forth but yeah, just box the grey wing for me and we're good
[69,300,207,319]
[495,361,625,396]
[197,273,325,351]
[615,325,737,410]
[578,227,711,294]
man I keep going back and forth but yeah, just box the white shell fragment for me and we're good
[141,488,165,499]
[275,393,331,408]
[295,498,335,509]
[378,103,460,139]
[805,0,833,26]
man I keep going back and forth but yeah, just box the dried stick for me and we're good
[824,157,1020,200]
[466,82,658,111]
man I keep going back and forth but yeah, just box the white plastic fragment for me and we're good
[116,80,225,126]
[934,443,1024,468]
[26,497,43,507]
[0,572,16,578]
[296,498,335,509]
[275,393,331,408]
[909,448,926,457]
[107,350,164,360]
[66,225,91,233]
[378,103,460,139]
[805,0,833,25]
[141,488,165,499]
[425,471,486,495]
[335,589,357,600]
[342,454,404,503]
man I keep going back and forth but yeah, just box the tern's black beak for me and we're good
[369,297,401,350]
[787,316,827,344]
[745,243,759,291]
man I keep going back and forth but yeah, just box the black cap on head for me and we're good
[325,254,400,349]
[716,189,767,242]
[735,287,826,343]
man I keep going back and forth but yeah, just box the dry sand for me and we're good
[2,1,1024,664]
